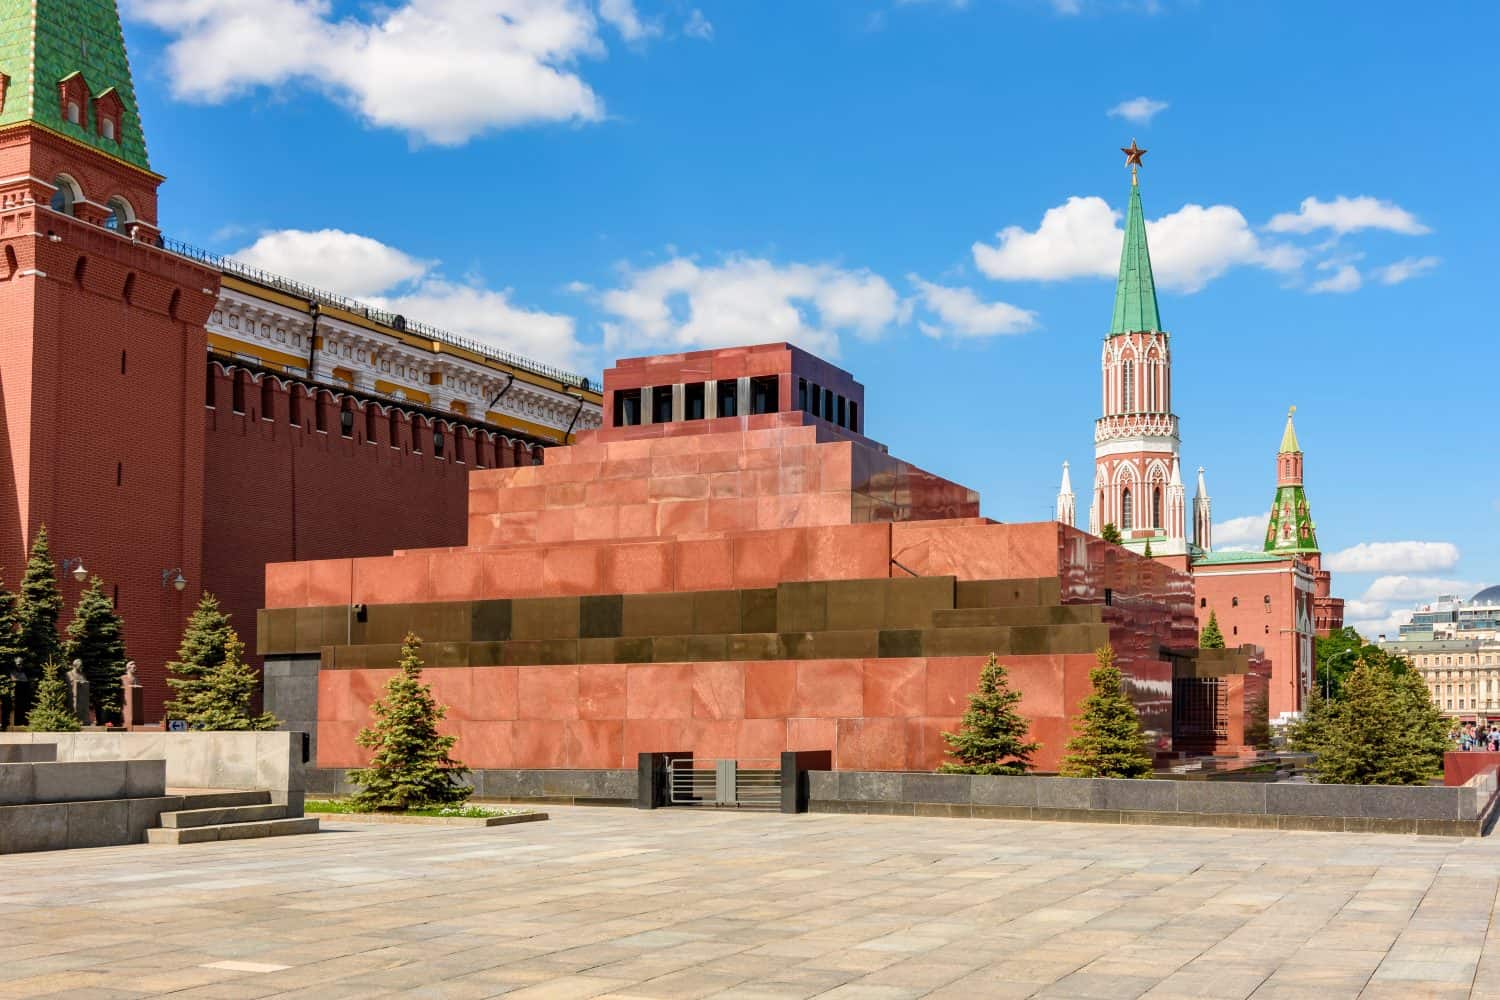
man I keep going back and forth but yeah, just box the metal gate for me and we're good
[666,758,780,809]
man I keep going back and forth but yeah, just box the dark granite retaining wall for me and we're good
[308,767,637,806]
[809,770,1500,837]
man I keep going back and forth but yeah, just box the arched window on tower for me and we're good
[103,197,134,234]
[1152,487,1162,530]
[1122,359,1135,412]
[1121,488,1133,531]
[49,175,80,216]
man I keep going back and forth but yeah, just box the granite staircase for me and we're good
[146,791,319,844]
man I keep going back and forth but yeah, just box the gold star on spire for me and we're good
[1121,138,1147,168]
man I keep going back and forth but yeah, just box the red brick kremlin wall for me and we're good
[201,366,546,720]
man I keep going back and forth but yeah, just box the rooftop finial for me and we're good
[1121,138,1147,186]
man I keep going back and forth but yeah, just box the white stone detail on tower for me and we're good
[1056,461,1076,527]
[1193,465,1213,551]
[1167,457,1186,542]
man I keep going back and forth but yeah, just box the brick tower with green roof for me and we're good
[1264,407,1320,557]
[0,0,162,232]
[0,0,220,716]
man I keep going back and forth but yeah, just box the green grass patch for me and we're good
[305,799,531,819]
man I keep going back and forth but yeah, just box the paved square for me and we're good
[3,807,1500,998]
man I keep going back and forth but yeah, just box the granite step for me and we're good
[173,790,271,810]
[146,817,319,845]
[159,803,287,828]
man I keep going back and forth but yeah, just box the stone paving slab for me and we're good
[1,807,1500,997]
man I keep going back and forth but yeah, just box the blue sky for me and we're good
[118,0,1498,635]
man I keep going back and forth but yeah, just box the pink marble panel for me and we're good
[744,661,796,719]
[454,720,513,768]
[512,721,570,769]
[786,717,838,752]
[578,664,627,720]
[673,537,735,592]
[425,669,474,722]
[568,719,625,768]
[626,663,695,719]
[542,544,605,595]
[469,667,518,720]
[794,660,865,718]
[517,666,580,721]
[482,550,547,598]
[427,553,486,603]
[807,524,889,580]
[692,662,745,720]
[863,658,926,718]
[836,717,907,771]
[736,719,788,762]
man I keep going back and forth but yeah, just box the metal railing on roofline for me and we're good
[158,236,594,392]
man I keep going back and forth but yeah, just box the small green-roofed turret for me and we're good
[0,0,150,171]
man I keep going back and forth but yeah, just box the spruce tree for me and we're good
[17,526,62,682]
[64,577,127,722]
[164,592,236,722]
[1199,611,1226,649]
[1101,523,1123,545]
[190,628,278,731]
[350,634,471,811]
[1291,651,1449,785]
[26,660,80,732]
[1059,645,1153,778]
[938,654,1040,775]
[0,576,18,702]
[1142,539,1153,558]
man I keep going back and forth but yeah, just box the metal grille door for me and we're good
[665,758,780,809]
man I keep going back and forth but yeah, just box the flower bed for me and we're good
[305,799,548,827]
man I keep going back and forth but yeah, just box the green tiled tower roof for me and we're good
[1264,483,1318,555]
[1108,175,1162,335]
[0,0,150,171]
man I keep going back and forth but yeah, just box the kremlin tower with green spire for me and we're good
[1056,139,1208,562]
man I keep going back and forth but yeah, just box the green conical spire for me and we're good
[1108,173,1162,335]
[1279,406,1301,454]
[0,0,150,170]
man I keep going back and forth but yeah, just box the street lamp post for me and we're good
[161,568,188,592]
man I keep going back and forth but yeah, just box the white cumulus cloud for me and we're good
[596,255,905,359]
[599,0,659,41]
[233,229,583,369]
[1309,262,1362,294]
[235,229,432,299]
[123,0,612,145]
[1212,514,1269,552]
[1266,196,1431,237]
[909,277,1036,338]
[973,196,1301,294]
[1378,256,1441,285]
[1107,97,1168,124]
[1325,541,1461,574]
[1361,576,1480,603]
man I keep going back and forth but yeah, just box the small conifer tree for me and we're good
[1142,538,1153,558]
[65,577,127,722]
[938,655,1040,775]
[1059,645,1153,778]
[1100,523,1123,545]
[190,628,278,731]
[165,593,236,722]
[17,526,62,682]
[0,576,19,702]
[1199,611,1226,649]
[1293,652,1449,785]
[350,634,470,811]
[26,660,80,732]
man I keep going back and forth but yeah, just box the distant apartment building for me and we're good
[1379,587,1500,721]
